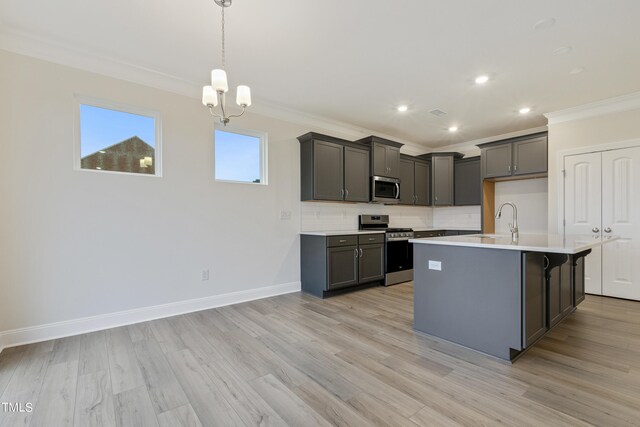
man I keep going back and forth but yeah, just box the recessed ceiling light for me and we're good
[553,46,573,56]
[448,126,459,132]
[397,105,408,112]
[570,67,586,75]
[533,17,556,30]
[474,75,489,85]
[519,107,531,114]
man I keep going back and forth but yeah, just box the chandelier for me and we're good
[202,0,251,125]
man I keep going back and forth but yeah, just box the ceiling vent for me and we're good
[429,109,447,117]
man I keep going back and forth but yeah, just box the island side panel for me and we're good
[413,244,523,360]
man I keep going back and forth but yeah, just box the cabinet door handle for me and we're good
[339,239,347,243]
[368,237,375,241]
[604,227,612,233]
[359,248,363,257]
[544,256,550,270]
[592,227,600,233]
[508,165,511,172]
[514,164,518,172]
[415,195,418,202]
[345,188,349,198]
[340,188,344,198]
[354,248,358,258]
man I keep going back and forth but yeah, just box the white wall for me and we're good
[547,107,640,233]
[494,179,548,234]
[1,50,397,344]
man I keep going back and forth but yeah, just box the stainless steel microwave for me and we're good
[371,176,400,204]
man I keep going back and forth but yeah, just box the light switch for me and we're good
[428,260,442,271]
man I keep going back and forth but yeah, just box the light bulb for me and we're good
[236,85,252,107]
[211,69,229,92]
[202,86,217,107]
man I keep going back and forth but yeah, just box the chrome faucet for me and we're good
[495,202,519,241]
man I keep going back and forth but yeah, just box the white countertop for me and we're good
[300,230,384,236]
[410,233,618,254]
[413,227,481,232]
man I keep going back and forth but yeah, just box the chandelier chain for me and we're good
[221,4,225,70]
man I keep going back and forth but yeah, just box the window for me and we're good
[76,99,161,176]
[214,127,267,184]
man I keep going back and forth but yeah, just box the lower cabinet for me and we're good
[358,243,385,283]
[522,252,547,348]
[547,255,573,327]
[327,246,358,290]
[521,251,588,350]
[301,234,385,298]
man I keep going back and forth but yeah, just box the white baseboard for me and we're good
[0,281,301,354]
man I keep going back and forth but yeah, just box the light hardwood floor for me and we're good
[1,283,640,426]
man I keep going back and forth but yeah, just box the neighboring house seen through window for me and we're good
[78,101,161,176]
[214,127,267,184]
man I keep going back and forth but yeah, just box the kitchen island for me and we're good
[410,234,617,362]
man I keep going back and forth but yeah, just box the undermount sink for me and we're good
[472,234,502,239]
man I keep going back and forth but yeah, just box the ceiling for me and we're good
[1,0,639,147]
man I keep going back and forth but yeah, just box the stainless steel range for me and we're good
[359,215,414,286]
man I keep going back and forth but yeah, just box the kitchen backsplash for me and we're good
[432,206,481,229]
[300,202,433,231]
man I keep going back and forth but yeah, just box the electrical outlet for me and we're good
[280,210,292,220]
[428,260,442,271]
[201,269,210,281]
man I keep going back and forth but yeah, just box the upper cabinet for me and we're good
[399,155,430,206]
[454,156,481,206]
[419,152,463,206]
[299,133,370,202]
[478,132,548,180]
[355,136,402,179]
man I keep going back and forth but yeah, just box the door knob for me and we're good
[604,227,612,233]
[592,227,600,233]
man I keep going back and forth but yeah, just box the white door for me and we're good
[602,147,640,300]
[564,152,602,295]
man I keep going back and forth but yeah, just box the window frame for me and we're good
[213,125,268,185]
[74,95,163,177]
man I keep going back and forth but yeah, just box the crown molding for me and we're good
[544,91,640,125]
[0,25,430,154]
[434,125,549,154]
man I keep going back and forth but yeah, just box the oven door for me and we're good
[385,239,414,273]
[372,176,400,203]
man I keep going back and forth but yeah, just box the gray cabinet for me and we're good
[354,136,403,179]
[479,132,548,180]
[513,136,547,176]
[301,233,385,298]
[432,156,454,206]
[399,156,430,206]
[358,243,384,283]
[414,161,430,206]
[299,133,370,203]
[454,156,481,206]
[547,255,573,327]
[419,153,463,206]
[344,146,370,202]
[483,144,512,179]
[327,246,358,290]
[313,140,344,200]
[399,158,415,205]
[372,142,400,178]
[522,252,547,348]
